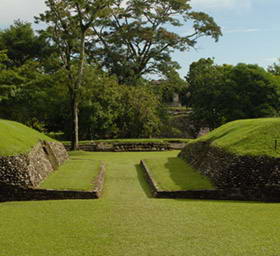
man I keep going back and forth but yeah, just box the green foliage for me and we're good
[151,67,188,104]
[118,86,162,138]
[0,20,51,67]
[144,157,214,190]
[1,151,280,256]
[187,59,280,130]
[268,58,280,76]
[194,118,280,157]
[36,0,112,149]
[0,55,164,139]
[0,119,55,156]
[39,158,101,191]
[77,68,122,139]
[90,0,222,84]
[0,58,67,132]
[78,68,163,139]
[0,50,24,102]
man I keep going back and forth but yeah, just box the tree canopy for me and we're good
[89,0,222,84]
[36,0,112,149]
[187,58,280,132]
[0,20,50,67]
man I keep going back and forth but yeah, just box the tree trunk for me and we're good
[71,93,79,150]
[70,31,86,150]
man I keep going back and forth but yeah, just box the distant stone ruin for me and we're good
[0,141,68,188]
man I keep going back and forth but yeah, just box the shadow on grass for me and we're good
[164,157,214,191]
[164,157,191,190]
[135,164,153,198]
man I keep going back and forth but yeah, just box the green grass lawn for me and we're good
[0,119,55,156]
[1,151,280,256]
[39,155,101,191]
[144,157,215,191]
[194,118,280,157]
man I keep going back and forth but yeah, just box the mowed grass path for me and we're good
[1,151,280,255]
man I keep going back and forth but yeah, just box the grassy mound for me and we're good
[0,119,55,156]
[39,152,101,191]
[144,157,215,191]
[193,118,280,157]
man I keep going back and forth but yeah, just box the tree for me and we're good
[0,20,51,67]
[0,50,26,104]
[36,0,111,150]
[151,66,188,104]
[117,85,162,137]
[78,67,162,139]
[187,59,280,131]
[0,55,55,130]
[89,0,222,85]
[268,58,280,76]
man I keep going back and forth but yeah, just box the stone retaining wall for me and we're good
[179,142,280,190]
[64,141,187,152]
[0,162,105,202]
[0,141,68,188]
[140,160,280,202]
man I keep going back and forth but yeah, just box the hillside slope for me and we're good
[192,118,280,157]
[179,118,280,189]
[0,119,55,156]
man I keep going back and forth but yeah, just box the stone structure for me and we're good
[140,159,280,202]
[168,93,182,107]
[0,162,105,202]
[64,141,187,152]
[0,140,68,188]
[179,142,280,189]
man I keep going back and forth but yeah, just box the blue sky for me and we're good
[1,0,279,77]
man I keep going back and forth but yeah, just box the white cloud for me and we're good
[224,27,280,34]
[0,0,46,28]
[263,57,278,64]
[191,0,251,10]
[225,28,260,33]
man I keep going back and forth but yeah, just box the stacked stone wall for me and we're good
[179,142,280,189]
[64,141,187,152]
[0,141,68,188]
[0,163,104,202]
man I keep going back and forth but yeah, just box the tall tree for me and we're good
[36,0,111,150]
[0,20,50,67]
[88,0,222,84]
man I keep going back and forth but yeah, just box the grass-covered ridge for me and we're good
[144,157,215,191]
[0,119,55,156]
[194,118,280,157]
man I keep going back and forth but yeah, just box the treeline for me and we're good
[0,0,280,142]
[0,21,188,140]
[186,58,280,132]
